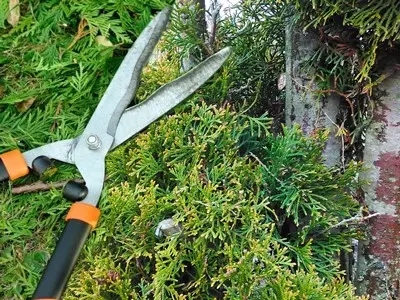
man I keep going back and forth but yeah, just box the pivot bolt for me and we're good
[86,134,101,150]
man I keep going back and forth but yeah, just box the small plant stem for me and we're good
[12,179,85,194]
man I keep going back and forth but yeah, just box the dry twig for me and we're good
[12,179,85,195]
[330,211,381,230]
[67,18,90,50]
[50,101,63,132]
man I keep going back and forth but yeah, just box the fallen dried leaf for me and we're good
[278,73,286,90]
[7,0,20,27]
[96,35,113,47]
[16,97,35,112]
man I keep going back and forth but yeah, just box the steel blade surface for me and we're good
[111,47,231,149]
[81,8,171,142]
[72,8,171,206]
[23,139,76,167]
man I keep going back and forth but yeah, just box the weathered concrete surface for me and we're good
[285,25,342,167]
[356,63,400,299]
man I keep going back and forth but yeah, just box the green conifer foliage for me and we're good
[163,1,287,119]
[60,103,364,299]
[291,0,400,83]
[0,0,171,151]
[1,1,366,299]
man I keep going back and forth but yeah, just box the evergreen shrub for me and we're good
[0,1,366,299]
[62,102,364,299]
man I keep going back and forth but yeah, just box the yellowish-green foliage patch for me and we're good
[57,103,364,299]
[1,101,365,298]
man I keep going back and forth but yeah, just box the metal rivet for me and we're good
[86,134,101,150]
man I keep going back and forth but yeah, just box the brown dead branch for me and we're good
[12,179,85,195]
[67,18,90,51]
[50,101,63,132]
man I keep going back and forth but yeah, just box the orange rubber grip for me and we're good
[65,203,100,229]
[0,149,29,180]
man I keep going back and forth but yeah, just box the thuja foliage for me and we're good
[60,103,363,299]
[163,1,287,122]
[291,0,400,83]
[219,1,287,118]
[0,99,365,298]
[0,1,365,299]
[0,0,171,151]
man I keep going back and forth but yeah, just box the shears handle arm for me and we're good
[0,148,101,298]
[33,203,100,299]
[0,149,30,181]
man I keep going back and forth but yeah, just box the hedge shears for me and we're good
[0,8,230,299]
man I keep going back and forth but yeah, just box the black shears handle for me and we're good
[0,149,100,299]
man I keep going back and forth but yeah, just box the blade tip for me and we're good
[160,6,172,19]
[218,47,232,59]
